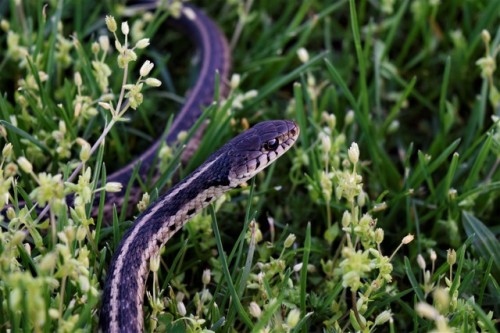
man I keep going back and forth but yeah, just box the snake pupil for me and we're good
[264,138,279,151]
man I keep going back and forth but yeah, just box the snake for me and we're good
[99,2,300,332]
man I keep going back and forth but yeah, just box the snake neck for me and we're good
[100,154,231,333]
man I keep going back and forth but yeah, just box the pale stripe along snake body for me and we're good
[100,2,299,332]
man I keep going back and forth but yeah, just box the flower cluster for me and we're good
[0,6,161,330]
[292,75,411,330]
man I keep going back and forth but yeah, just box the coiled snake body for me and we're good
[99,2,299,332]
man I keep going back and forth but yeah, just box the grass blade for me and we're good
[300,222,311,333]
[462,211,500,273]
[210,205,254,330]
[0,120,51,155]
[404,257,424,302]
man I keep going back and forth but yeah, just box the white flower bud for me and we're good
[348,142,359,165]
[23,243,31,256]
[74,72,82,87]
[286,309,301,328]
[114,40,122,52]
[105,182,123,193]
[2,143,13,159]
[91,42,100,54]
[230,73,241,89]
[430,249,437,262]
[415,302,438,320]
[121,21,129,35]
[447,249,456,266]
[202,269,211,285]
[248,302,262,318]
[145,78,162,87]
[374,310,392,325]
[345,109,355,125]
[0,19,9,32]
[297,47,309,63]
[244,89,258,99]
[48,308,59,319]
[177,130,188,142]
[373,202,388,212]
[137,192,150,212]
[322,111,336,129]
[417,254,426,270]
[357,191,366,207]
[284,233,296,248]
[388,120,400,133]
[342,211,351,228]
[100,93,114,101]
[402,234,414,244]
[17,157,33,173]
[320,133,331,154]
[140,60,154,77]
[77,139,91,162]
[99,35,110,52]
[433,288,450,313]
[448,188,457,200]
[177,301,186,316]
[78,275,90,292]
[150,252,160,272]
[481,29,491,44]
[98,102,112,110]
[135,38,150,49]
[38,71,48,82]
[374,228,384,244]
[76,226,86,241]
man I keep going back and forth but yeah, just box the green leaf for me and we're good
[462,211,500,272]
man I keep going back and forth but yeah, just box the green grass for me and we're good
[0,0,499,332]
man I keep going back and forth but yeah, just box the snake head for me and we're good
[226,120,300,187]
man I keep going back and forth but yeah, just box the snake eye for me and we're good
[263,138,280,151]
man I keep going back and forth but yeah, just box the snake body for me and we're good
[99,2,299,332]
[100,120,299,332]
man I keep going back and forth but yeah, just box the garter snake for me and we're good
[99,2,300,332]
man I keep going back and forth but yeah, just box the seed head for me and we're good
[105,15,117,33]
